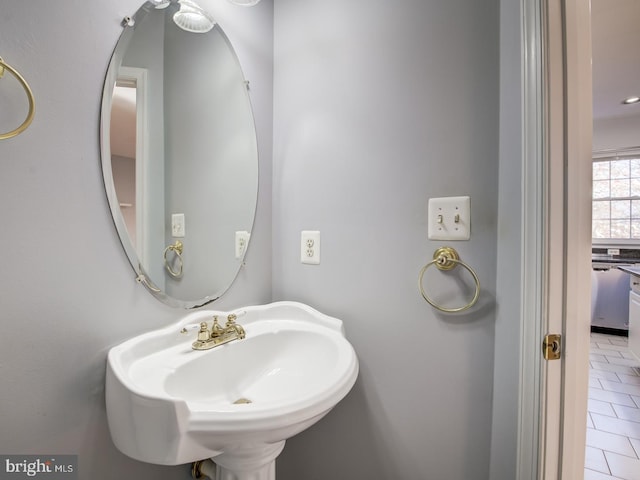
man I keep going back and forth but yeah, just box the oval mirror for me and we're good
[100,0,258,308]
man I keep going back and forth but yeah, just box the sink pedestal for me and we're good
[212,441,285,480]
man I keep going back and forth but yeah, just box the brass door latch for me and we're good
[543,334,562,360]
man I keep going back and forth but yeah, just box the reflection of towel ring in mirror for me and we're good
[163,240,184,278]
[418,246,480,313]
[0,57,35,140]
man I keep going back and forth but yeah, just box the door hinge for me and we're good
[543,334,562,360]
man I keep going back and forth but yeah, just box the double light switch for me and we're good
[428,196,471,241]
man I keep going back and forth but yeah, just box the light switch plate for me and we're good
[428,196,470,240]
[171,213,185,238]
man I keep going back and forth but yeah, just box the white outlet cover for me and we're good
[428,196,470,240]
[301,231,320,264]
[235,231,250,259]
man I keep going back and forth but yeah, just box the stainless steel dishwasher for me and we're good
[592,262,631,331]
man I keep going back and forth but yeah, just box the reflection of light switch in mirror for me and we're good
[172,213,185,238]
[428,196,470,240]
[235,231,250,259]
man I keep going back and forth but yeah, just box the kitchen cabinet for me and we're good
[618,265,640,362]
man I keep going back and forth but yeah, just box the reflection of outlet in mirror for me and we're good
[428,196,470,240]
[235,231,250,259]
[172,213,185,238]
[301,231,320,264]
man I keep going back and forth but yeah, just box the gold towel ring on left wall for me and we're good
[0,57,35,140]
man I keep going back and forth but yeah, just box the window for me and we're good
[592,156,640,240]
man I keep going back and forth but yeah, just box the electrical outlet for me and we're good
[235,231,250,259]
[301,231,320,264]
[428,196,471,240]
[172,213,185,237]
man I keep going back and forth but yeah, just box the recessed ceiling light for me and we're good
[622,96,640,105]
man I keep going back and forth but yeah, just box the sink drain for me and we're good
[232,397,252,404]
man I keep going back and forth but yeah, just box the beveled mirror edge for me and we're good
[99,1,259,309]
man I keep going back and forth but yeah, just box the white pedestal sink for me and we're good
[106,302,359,479]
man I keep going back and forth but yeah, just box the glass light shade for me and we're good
[174,0,215,33]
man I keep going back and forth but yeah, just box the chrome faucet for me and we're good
[189,314,246,350]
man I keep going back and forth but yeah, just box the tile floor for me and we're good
[585,333,640,480]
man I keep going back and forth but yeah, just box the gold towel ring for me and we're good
[163,240,184,278]
[418,246,480,313]
[0,57,35,140]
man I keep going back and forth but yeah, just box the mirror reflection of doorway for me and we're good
[111,82,137,247]
[109,66,149,269]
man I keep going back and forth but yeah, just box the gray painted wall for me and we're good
[272,0,499,479]
[0,1,526,479]
[0,1,273,479]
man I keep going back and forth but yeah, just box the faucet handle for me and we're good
[180,323,201,334]
[196,322,210,341]
[226,310,246,326]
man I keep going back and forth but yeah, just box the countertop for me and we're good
[617,265,640,277]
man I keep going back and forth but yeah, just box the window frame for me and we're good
[592,148,640,246]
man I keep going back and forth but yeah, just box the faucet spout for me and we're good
[224,323,246,339]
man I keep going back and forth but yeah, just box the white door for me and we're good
[538,0,592,478]
[518,0,592,478]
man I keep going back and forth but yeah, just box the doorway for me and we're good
[584,1,640,478]
[507,0,638,478]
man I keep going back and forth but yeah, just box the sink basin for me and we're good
[106,302,358,477]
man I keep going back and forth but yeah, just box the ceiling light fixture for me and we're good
[622,96,640,105]
[173,0,215,33]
